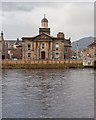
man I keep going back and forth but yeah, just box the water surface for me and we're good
[2,68,94,118]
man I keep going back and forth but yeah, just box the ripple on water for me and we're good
[2,69,94,118]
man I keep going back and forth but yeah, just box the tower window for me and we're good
[28,53,31,58]
[56,53,59,58]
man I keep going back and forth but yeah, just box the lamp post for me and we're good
[94,41,96,67]
[76,43,78,59]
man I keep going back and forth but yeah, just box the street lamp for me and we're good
[76,42,79,59]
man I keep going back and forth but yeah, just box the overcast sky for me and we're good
[0,1,94,42]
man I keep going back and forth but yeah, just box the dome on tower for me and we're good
[40,15,49,29]
[41,17,48,22]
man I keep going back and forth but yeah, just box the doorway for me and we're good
[41,51,45,59]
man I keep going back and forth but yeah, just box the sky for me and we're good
[0,0,94,42]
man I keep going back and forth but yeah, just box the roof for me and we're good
[64,42,71,47]
[34,32,54,39]
[22,32,54,40]
[5,40,22,48]
[41,17,48,22]
[22,32,71,47]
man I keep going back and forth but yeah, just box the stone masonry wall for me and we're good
[2,59,83,69]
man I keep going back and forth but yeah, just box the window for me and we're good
[56,53,59,55]
[56,43,59,50]
[42,43,44,49]
[56,48,59,50]
[28,44,31,50]
[55,53,59,59]
[28,53,31,58]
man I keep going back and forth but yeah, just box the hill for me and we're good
[72,37,94,51]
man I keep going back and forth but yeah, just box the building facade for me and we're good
[22,17,72,60]
[6,38,22,59]
[81,41,96,59]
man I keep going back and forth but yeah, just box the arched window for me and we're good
[55,52,59,59]
[56,43,59,50]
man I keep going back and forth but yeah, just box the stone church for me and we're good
[22,16,72,60]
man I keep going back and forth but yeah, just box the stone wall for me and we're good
[2,59,83,69]
[22,33,72,60]
[53,40,64,59]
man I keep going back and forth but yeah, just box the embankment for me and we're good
[1,60,83,69]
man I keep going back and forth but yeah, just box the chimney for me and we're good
[57,32,64,39]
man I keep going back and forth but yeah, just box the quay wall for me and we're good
[1,59,83,69]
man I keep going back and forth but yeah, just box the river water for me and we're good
[2,68,94,118]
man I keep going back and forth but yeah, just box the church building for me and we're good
[22,16,72,60]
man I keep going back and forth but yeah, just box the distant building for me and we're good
[81,41,96,59]
[5,38,22,59]
[22,16,72,60]
[0,32,8,59]
[5,39,22,49]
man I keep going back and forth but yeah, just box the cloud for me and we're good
[1,2,94,41]
[2,0,95,2]
[2,2,60,12]
[2,2,34,12]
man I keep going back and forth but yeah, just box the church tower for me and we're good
[39,15,50,35]
[1,31,4,41]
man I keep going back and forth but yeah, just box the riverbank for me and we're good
[1,60,84,69]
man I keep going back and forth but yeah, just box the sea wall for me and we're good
[1,59,83,69]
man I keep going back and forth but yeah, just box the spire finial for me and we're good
[44,14,46,18]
